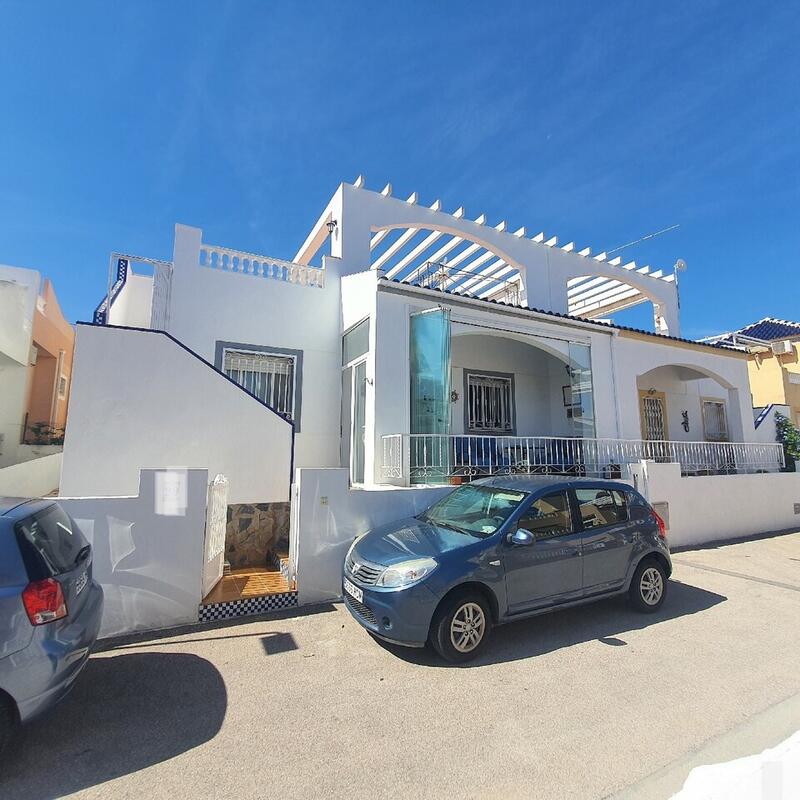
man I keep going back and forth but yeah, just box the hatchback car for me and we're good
[342,476,671,662]
[0,498,104,750]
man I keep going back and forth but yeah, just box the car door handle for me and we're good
[489,560,501,566]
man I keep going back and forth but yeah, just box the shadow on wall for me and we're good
[373,579,726,669]
[0,651,227,798]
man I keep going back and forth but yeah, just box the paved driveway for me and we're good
[2,532,799,800]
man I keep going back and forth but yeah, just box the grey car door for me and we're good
[574,487,634,594]
[503,490,582,614]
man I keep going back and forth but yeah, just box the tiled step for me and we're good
[199,566,297,623]
[269,549,291,582]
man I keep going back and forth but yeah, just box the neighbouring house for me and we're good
[703,319,800,435]
[58,178,795,625]
[0,265,74,472]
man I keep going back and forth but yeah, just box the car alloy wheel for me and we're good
[640,566,664,605]
[449,601,486,653]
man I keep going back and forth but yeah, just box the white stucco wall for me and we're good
[163,225,342,472]
[0,452,62,497]
[107,272,153,329]
[60,324,292,504]
[0,266,38,468]
[59,469,208,638]
[631,461,800,548]
[613,334,755,443]
[292,468,451,605]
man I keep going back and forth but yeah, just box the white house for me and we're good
[57,178,793,622]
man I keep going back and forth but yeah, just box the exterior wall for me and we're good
[450,333,573,437]
[631,461,800,548]
[371,282,630,483]
[107,272,153,329]
[292,468,451,605]
[748,345,800,427]
[26,279,75,434]
[753,404,792,445]
[60,324,293,504]
[297,183,681,336]
[0,452,62,497]
[613,332,755,443]
[0,267,37,468]
[59,469,208,638]
[226,501,290,568]
[165,225,342,472]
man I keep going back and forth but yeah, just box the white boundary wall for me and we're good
[0,452,62,497]
[630,461,800,548]
[60,324,292,504]
[292,468,451,605]
[59,469,208,639]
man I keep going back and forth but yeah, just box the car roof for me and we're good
[0,496,55,518]
[471,475,635,494]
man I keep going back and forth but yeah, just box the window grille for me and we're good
[467,374,513,432]
[702,401,728,442]
[223,350,295,420]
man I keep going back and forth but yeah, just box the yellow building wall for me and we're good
[747,342,800,426]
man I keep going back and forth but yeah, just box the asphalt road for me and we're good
[2,531,799,800]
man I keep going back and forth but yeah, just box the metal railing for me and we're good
[380,434,786,483]
[199,244,325,288]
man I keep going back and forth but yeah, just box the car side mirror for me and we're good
[509,528,535,546]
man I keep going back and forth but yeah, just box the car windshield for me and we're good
[419,484,528,538]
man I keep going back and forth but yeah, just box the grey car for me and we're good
[343,476,672,662]
[0,497,103,750]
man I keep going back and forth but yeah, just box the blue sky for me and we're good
[1,1,798,338]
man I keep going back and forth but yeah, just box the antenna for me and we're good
[606,224,680,256]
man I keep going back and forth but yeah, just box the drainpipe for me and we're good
[49,349,64,430]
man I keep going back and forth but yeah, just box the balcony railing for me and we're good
[381,434,786,483]
[199,244,324,288]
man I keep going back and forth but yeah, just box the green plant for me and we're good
[25,421,65,446]
[775,412,800,472]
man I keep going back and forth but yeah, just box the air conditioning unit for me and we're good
[771,340,793,355]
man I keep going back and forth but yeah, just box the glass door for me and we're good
[351,361,367,484]
[409,308,451,484]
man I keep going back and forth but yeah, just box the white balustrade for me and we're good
[199,244,325,288]
[381,434,786,482]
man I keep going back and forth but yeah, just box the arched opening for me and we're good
[567,274,670,334]
[369,226,523,304]
[635,364,745,473]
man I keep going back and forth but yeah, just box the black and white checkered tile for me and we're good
[198,591,298,623]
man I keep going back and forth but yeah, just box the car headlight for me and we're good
[376,557,438,589]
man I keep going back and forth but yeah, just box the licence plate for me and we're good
[343,578,363,603]
[75,571,88,595]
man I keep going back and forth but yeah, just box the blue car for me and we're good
[0,498,104,750]
[342,476,671,662]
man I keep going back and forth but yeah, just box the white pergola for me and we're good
[294,177,680,334]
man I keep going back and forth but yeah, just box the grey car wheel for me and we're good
[431,592,492,663]
[629,558,668,613]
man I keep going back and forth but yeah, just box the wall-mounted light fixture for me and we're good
[326,219,338,235]
[647,387,657,396]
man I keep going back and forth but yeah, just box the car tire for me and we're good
[629,557,668,613]
[430,592,492,663]
[0,693,17,754]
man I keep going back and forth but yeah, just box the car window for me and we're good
[575,488,628,529]
[421,484,528,537]
[14,504,88,580]
[517,492,573,540]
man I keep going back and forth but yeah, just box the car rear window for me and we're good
[14,504,89,580]
[575,488,628,528]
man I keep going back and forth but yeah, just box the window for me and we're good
[58,375,68,398]
[575,488,628,529]
[223,349,297,421]
[517,492,573,540]
[420,484,527,538]
[342,318,369,365]
[15,504,89,580]
[466,372,514,433]
[702,400,728,442]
